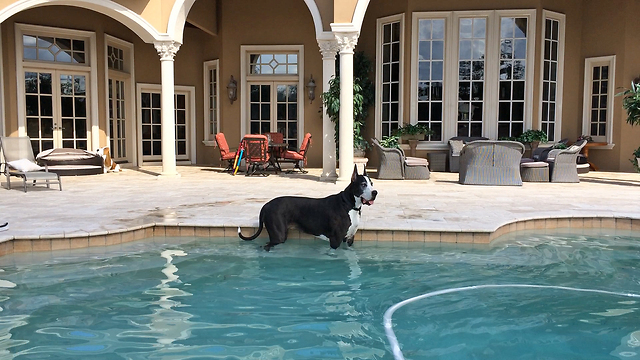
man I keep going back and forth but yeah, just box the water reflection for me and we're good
[121,249,195,346]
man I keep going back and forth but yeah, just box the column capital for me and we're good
[334,32,359,54]
[317,39,340,60]
[154,41,181,61]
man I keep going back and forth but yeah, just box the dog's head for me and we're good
[348,165,377,207]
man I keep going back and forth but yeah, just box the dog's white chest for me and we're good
[346,208,360,239]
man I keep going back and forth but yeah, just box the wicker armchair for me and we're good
[545,139,587,183]
[458,140,525,186]
[371,138,430,180]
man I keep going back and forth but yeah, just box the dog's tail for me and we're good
[238,209,264,241]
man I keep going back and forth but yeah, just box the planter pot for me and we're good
[401,134,425,142]
[354,148,366,158]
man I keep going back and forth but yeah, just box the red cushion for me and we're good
[215,133,231,157]
[283,150,304,161]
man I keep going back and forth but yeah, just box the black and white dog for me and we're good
[238,165,377,251]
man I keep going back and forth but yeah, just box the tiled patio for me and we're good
[0,166,639,256]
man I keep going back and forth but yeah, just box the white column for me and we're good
[334,31,359,181]
[318,40,340,181]
[154,41,181,177]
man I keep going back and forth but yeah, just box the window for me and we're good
[376,14,404,139]
[240,45,305,149]
[539,11,565,142]
[415,18,445,141]
[106,35,133,163]
[203,60,219,143]
[411,10,536,145]
[457,16,486,138]
[23,34,86,64]
[583,56,615,144]
[16,24,96,153]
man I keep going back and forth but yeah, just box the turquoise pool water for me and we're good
[0,231,639,359]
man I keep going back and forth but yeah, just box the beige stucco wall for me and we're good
[217,0,322,168]
[358,0,638,171]
[2,4,218,165]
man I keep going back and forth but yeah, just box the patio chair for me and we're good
[242,134,270,176]
[545,139,588,183]
[458,140,525,186]
[281,133,312,173]
[371,138,430,180]
[215,132,237,171]
[0,136,62,192]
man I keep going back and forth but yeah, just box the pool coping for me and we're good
[0,216,639,257]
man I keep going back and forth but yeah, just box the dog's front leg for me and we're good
[329,237,342,250]
[346,236,355,247]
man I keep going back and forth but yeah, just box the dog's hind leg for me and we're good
[263,218,287,251]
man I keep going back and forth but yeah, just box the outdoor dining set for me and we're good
[215,132,312,176]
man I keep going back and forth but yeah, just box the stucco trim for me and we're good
[0,0,170,43]
[167,0,195,44]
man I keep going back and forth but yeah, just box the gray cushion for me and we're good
[449,140,465,156]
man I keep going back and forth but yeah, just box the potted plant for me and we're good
[632,146,640,173]
[321,52,375,158]
[378,135,400,149]
[517,130,548,150]
[394,123,434,142]
[617,81,640,171]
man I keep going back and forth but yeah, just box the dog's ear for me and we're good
[352,164,358,182]
[362,166,367,177]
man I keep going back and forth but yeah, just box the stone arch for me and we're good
[167,0,196,44]
[302,0,324,38]
[0,0,169,43]
[351,0,370,31]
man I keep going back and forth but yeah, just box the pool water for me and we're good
[0,231,639,359]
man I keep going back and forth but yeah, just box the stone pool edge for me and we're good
[0,216,639,257]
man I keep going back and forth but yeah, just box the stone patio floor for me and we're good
[0,166,638,247]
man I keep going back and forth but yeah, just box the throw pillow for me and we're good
[449,140,465,156]
[8,158,43,172]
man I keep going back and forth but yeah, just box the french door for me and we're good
[139,88,191,163]
[24,69,89,154]
[248,82,298,149]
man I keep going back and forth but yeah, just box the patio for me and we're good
[0,167,639,255]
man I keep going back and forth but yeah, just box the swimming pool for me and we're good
[0,230,639,359]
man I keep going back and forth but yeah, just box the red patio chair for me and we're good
[242,134,271,176]
[282,133,312,173]
[215,132,237,172]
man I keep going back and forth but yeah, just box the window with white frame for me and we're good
[411,10,535,144]
[457,16,487,138]
[376,14,403,139]
[106,35,133,163]
[241,45,304,150]
[203,60,219,142]
[539,11,565,142]
[416,17,445,141]
[583,56,615,144]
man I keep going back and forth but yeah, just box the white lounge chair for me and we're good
[0,136,62,192]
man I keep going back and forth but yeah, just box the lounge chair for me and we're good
[458,140,525,185]
[545,139,588,183]
[448,136,489,172]
[371,138,430,180]
[0,136,62,192]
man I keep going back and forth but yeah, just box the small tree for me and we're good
[321,52,375,156]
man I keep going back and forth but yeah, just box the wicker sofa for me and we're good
[458,140,525,185]
[371,138,430,180]
[448,136,488,172]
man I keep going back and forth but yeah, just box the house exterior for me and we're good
[1,0,639,179]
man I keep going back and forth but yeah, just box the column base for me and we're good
[319,173,338,182]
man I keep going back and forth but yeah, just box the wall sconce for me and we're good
[227,75,238,104]
[306,75,317,104]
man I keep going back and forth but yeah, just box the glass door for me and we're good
[249,82,298,149]
[25,70,88,155]
[139,89,190,162]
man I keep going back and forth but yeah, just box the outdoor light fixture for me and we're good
[227,75,238,104]
[306,75,317,104]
